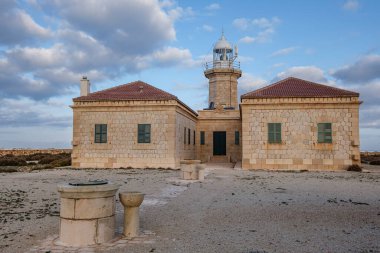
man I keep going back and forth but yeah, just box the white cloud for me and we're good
[232,18,249,30]
[202,24,214,32]
[43,0,176,55]
[235,17,281,44]
[138,47,201,69]
[0,97,71,127]
[252,17,281,29]
[270,47,297,57]
[331,54,380,83]
[205,3,220,11]
[159,0,176,8]
[167,6,195,21]
[275,66,328,83]
[233,17,280,31]
[343,0,359,11]
[239,36,256,44]
[0,7,51,45]
[0,0,204,101]
[238,73,267,93]
[272,63,285,68]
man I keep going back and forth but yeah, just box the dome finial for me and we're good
[221,26,225,40]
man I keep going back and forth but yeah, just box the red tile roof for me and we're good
[241,77,359,99]
[73,80,197,115]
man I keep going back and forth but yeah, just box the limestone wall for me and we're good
[174,107,197,167]
[72,100,184,169]
[196,109,242,163]
[241,97,361,170]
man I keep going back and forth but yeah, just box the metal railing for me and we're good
[204,60,240,70]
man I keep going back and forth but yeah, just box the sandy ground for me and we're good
[0,164,379,253]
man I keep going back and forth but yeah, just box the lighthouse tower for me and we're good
[204,32,242,109]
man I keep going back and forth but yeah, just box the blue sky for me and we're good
[0,0,379,150]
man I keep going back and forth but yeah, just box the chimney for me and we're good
[80,76,91,96]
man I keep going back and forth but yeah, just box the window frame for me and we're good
[318,123,332,143]
[184,127,186,144]
[200,131,205,145]
[235,131,239,145]
[95,124,107,143]
[268,123,282,144]
[193,130,195,145]
[138,124,151,143]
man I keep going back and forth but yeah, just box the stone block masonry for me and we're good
[241,96,361,170]
[71,100,197,169]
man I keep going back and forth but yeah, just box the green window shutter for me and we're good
[235,131,239,145]
[95,124,107,143]
[318,123,332,143]
[138,124,151,143]
[268,123,281,143]
[200,131,205,145]
[145,124,151,143]
[138,124,144,143]
[102,124,107,143]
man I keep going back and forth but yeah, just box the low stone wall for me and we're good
[0,149,71,157]
[361,152,380,156]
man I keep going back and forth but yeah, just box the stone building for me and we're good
[71,34,361,170]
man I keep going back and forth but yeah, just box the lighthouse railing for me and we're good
[204,60,240,70]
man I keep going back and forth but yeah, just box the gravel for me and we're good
[0,166,379,253]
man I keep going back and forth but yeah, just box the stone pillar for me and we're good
[180,160,205,180]
[57,182,119,246]
[119,192,145,238]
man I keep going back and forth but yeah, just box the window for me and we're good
[184,127,186,144]
[268,123,281,143]
[200,131,205,145]
[95,124,107,143]
[318,123,332,143]
[235,131,239,145]
[138,124,151,143]
[188,128,191,144]
[193,130,195,145]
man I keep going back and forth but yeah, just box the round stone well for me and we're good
[57,180,119,246]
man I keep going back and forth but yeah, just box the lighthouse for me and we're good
[204,32,242,109]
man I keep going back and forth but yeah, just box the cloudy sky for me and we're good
[0,0,379,150]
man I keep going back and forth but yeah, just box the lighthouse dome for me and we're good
[214,34,232,50]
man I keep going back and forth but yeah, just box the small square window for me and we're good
[268,123,281,144]
[95,124,107,143]
[138,124,151,143]
[318,123,332,143]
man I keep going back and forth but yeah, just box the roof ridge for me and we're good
[85,80,140,96]
[241,76,359,99]
[241,77,293,98]
[136,80,178,99]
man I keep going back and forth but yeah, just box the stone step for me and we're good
[209,156,229,163]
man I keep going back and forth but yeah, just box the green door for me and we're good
[213,131,226,155]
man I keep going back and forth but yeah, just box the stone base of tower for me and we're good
[196,109,242,164]
[204,68,241,109]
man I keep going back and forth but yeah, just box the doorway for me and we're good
[213,131,226,155]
